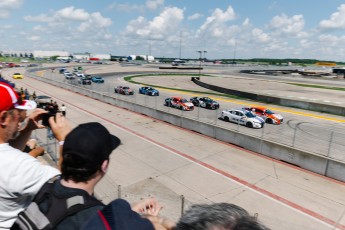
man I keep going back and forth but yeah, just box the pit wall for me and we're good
[192,77,345,116]
[26,70,345,182]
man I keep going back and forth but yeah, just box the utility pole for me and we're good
[179,31,182,59]
[196,50,207,79]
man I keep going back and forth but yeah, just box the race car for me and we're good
[78,77,92,85]
[242,106,283,124]
[139,86,159,96]
[164,96,194,111]
[114,86,134,95]
[91,76,104,83]
[12,73,23,79]
[220,108,265,128]
[190,96,219,109]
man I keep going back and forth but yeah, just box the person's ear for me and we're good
[101,160,109,174]
[0,111,9,127]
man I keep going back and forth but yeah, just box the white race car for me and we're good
[220,108,265,128]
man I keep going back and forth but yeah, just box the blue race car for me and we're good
[91,76,104,83]
[139,86,159,96]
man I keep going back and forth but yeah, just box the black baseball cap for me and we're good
[63,122,121,165]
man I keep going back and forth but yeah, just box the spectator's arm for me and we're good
[143,215,176,230]
[9,108,47,150]
[131,198,162,216]
[28,146,45,158]
[49,113,72,169]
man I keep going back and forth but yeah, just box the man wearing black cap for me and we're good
[46,122,121,229]
[44,121,171,230]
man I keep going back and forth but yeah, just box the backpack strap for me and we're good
[14,178,103,230]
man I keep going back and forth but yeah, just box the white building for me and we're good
[127,54,155,62]
[92,54,111,60]
[33,50,70,59]
[73,53,90,61]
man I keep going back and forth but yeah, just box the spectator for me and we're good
[60,103,66,116]
[32,91,37,100]
[173,203,269,230]
[17,121,167,230]
[24,88,29,100]
[0,82,62,229]
[53,101,59,112]
[20,91,25,101]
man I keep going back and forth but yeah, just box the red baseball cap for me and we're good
[0,82,37,111]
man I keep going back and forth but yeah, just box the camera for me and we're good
[42,111,60,128]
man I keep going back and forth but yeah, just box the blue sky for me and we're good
[1,0,345,61]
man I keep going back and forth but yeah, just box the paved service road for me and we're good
[5,66,345,230]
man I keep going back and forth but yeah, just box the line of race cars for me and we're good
[59,67,105,85]
[114,85,284,129]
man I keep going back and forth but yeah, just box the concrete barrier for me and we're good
[27,71,345,182]
[191,77,345,116]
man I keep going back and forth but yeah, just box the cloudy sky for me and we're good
[1,0,345,61]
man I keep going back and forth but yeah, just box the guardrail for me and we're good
[191,77,345,116]
[25,68,345,182]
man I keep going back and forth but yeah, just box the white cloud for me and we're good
[78,12,112,32]
[251,28,271,43]
[0,0,23,9]
[188,13,203,20]
[197,6,236,38]
[0,10,10,19]
[0,0,23,19]
[27,36,40,41]
[319,4,345,30]
[33,25,45,31]
[0,24,12,29]
[56,6,89,21]
[242,18,250,27]
[24,7,112,33]
[107,0,163,12]
[269,14,305,36]
[123,7,184,40]
[24,14,54,22]
[107,2,143,12]
[146,0,164,10]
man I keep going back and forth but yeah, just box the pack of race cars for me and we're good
[113,85,283,129]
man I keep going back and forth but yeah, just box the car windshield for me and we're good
[123,87,129,89]
[265,109,274,114]
[38,96,50,99]
[180,98,188,103]
[245,111,256,118]
[204,98,213,103]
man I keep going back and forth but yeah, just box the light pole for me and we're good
[196,50,207,79]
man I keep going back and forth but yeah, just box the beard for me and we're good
[10,130,20,140]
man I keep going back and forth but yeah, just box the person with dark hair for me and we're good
[173,203,269,230]
[15,121,167,230]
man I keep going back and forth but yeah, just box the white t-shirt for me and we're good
[60,106,66,112]
[0,143,60,229]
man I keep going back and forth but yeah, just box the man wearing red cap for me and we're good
[0,82,62,229]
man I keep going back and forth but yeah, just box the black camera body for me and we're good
[42,107,60,128]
